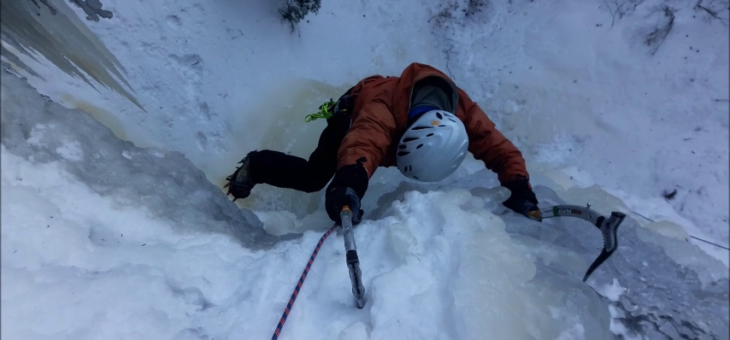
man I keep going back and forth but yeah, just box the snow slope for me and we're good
[1,0,729,339]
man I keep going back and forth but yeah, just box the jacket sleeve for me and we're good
[337,100,396,177]
[457,88,530,184]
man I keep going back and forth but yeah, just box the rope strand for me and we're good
[271,224,338,340]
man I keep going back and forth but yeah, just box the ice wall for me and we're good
[0,0,143,110]
[3,69,729,339]
[0,0,728,338]
[428,0,730,248]
[0,71,284,250]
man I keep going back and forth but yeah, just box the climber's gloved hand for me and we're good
[502,176,540,220]
[325,187,364,225]
[325,157,369,226]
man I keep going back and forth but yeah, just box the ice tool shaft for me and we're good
[341,206,366,309]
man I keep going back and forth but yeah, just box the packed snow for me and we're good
[1,0,728,339]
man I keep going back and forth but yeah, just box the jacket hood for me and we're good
[396,63,460,115]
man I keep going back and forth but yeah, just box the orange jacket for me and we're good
[337,62,530,185]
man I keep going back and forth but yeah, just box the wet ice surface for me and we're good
[511,186,730,340]
[0,73,284,250]
[3,73,728,340]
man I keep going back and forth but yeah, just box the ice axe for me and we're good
[268,208,365,340]
[525,204,626,282]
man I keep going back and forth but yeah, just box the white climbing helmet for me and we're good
[396,110,469,182]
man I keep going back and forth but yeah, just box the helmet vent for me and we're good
[448,118,457,122]
[416,144,424,149]
[398,151,411,157]
[439,125,446,127]
[403,137,418,142]
[398,144,407,149]
[412,126,433,130]
[436,112,443,119]
[426,133,434,137]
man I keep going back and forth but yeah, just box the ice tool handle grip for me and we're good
[340,206,366,309]
[537,205,626,282]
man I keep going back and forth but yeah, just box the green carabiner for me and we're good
[304,99,337,122]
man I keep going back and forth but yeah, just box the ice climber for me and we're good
[224,62,540,225]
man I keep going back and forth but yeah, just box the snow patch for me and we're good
[596,278,627,302]
[56,140,84,161]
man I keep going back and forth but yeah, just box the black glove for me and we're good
[502,176,539,217]
[326,187,364,225]
[325,157,369,225]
